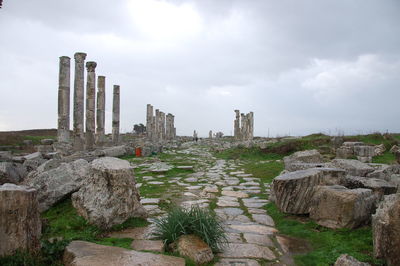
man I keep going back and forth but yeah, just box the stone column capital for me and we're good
[74,52,87,62]
[59,56,70,61]
[86,61,97,72]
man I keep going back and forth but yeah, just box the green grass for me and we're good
[42,198,101,241]
[152,206,227,252]
[215,146,283,161]
[266,203,384,266]
[94,238,133,249]
[372,151,397,164]
[243,160,284,183]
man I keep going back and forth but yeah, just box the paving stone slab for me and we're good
[221,190,249,198]
[215,258,260,266]
[243,233,275,247]
[131,240,164,252]
[229,224,278,235]
[252,214,275,226]
[220,243,276,260]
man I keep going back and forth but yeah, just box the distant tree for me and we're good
[133,123,146,134]
[0,0,3,8]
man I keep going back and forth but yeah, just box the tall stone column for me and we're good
[146,104,153,140]
[172,115,176,138]
[249,112,254,140]
[154,109,160,142]
[96,76,106,145]
[209,130,213,139]
[112,85,120,144]
[73,52,87,150]
[240,113,246,141]
[57,56,71,143]
[85,61,97,150]
[160,111,165,141]
[234,110,240,140]
[166,113,172,140]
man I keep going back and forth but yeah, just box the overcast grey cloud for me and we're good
[0,0,399,137]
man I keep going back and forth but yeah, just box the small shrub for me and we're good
[152,205,227,252]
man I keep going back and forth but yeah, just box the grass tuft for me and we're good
[152,205,227,252]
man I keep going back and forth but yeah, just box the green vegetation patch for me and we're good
[215,146,283,161]
[242,160,284,184]
[152,205,227,252]
[265,203,383,266]
[372,151,396,164]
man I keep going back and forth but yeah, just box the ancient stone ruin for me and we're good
[57,52,121,150]
[146,104,176,142]
[234,110,254,141]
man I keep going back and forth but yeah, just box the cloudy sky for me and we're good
[0,0,399,137]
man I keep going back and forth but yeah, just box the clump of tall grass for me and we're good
[152,205,227,252]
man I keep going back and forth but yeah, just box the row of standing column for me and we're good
[57,53,120,150]
[146,104,176,142]
[233,110,254,141]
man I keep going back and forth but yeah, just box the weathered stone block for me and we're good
[372,193,400,266]
[26,159,89,212]
[72,157,146,229]
[310,185,376,229]
[332,159,375,177]
[63,241,185,266]
[177,235,214,264]
[334,254,370,266]
[272,168,345,214]
[0,183,41,256]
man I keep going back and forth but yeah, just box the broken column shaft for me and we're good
[57,56,71,143]
[85,61,97,150]
[112,85,120,144]
[96,76,106,145]
[73,52,87,150]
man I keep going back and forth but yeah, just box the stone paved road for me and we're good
[122,143,294,265]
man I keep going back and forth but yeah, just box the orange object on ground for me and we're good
[135,147,142,157]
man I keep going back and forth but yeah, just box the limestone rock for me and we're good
[341,176,397,200]
[0,162,26,184]
[23,152,46,172]
[272,168,345,214]
[334,254,370,266]
[372,193,400,266]
[36,158,62,173]
[0,183,41,256]
[26,159,89,212]
[220,243,276,260]
[332,159,375,177]
[72,157,146,229]
[177,235,214,264]
[389,145,400,154]
[374,144,386,156]
[283,149,323,171]
[131,240,164,252]
[310,185,376,229]
[102,145,128,157]
[63,241,185,266]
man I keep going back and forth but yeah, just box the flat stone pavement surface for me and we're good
[118,143,294,265]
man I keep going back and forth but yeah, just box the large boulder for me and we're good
[309,185,376,229]
[272,168,345,214]
[0,162,26,184]
[23,152,46,172]
[63,241,185,266]
[374,144,386,156]
[102,145,129,157]
[0,183,41,256]
[176,235,214,264]
[283,150,324,171]
[334,254,370,266]
[25,159,89,212]
[341,176,397,200]
[372,193,400,266]
[72,157,146,229]
[332,159,375,177]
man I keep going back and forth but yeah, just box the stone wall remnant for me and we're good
[234,110,254,141]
